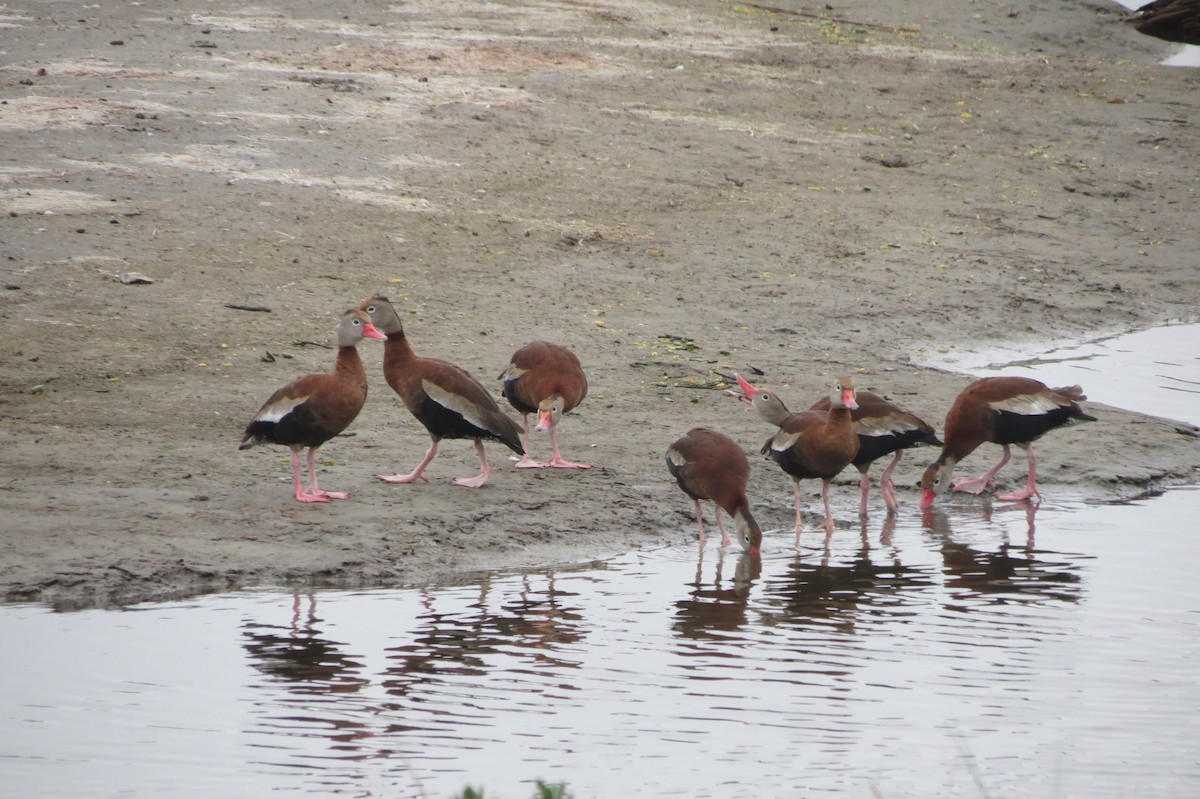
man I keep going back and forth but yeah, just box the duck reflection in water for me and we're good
[672,548,762,641]
[672,517,917,641]
[241,592,376,755]
[758,521,934,636]
[921,503,1084,605]
[382,573,586,699]
[242,591,369,694]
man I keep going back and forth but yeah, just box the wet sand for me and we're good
[1,0,1198,608]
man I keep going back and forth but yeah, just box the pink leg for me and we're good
[306,447,349,500]
[378,438,437,484]
[453,439,499,488]
[514,415,545,469]
[291,448,329,503]
[820,479,836,533]
[951,445,1011,495]
[714,506,733,548]
[995,444,1042,502]
[543,423,591,469]
[793,480,806,540]
[692,499,707,547]
[879,451,902,513]
[857,468,871,519]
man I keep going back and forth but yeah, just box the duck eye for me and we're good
[366,305,376,313]
[761,393,771,401]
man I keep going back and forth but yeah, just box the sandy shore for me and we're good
[2,0,1198,609]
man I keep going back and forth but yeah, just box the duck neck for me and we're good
[335,345,367,383]
[382,329,416,370]
[828,406,853,426]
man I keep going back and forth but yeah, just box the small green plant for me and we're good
[450,780,572,799]
[533,781,572,799]
[657,334,697,353]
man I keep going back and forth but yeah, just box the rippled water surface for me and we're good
[5,324,1199,797]
[939,321,1200,426]
[3,488,1200,798]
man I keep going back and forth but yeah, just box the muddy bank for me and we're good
[1,0,1198,609]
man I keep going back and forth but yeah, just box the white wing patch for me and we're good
[666,448,688,468]
[254,394,307,423]
[990,393,1064,415]
[500,363,528,383]
[423,380,489,429]
[856,415,917,437]
[771,430,802,452]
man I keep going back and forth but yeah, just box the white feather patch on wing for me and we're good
[990,393,1065,415]
[855,415,917,437]
[254,394,308,423]
[666,448,688,468]
[423,380,489,429]
[500,363,529,382]
[771,430,802,452]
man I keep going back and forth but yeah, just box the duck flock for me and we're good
[240,296,1096,554]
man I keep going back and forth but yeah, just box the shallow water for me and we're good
[937,321,1200,427]
[5,326,1198,798]
[3,488,1199,798]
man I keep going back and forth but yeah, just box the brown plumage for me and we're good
[499,340,590,469]
[920,376,1097,509]
[809,390,941,516]
[1126,0,1200,46]
[358,295,524,488]
[666,428,763,554]
[239,309,385,503]
[730,374,860,535]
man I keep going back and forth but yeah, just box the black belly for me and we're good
[245,404,336,449]
[852,429,938,468]
[415,396,497,443]
[769,448,836,481]
[991,406,1077,446]
[502,379,538,415]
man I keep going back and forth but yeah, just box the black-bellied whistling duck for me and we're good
[729,374,860,534]
[1125,0,1200,46]
[358,295,523,488]
[808,390,941,516]
[666,428,763,554]
[499,340,590,469]
[920,376,1097,509]
[239,309,385,503]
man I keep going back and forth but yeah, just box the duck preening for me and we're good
[666,427,763,554]
[239,309,385,503]
[499,340,591,469]
[920,376,1097,509]
[730,374,860,534]
[358,295,524,488]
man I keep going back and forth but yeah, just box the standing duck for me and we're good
[920,376,1097,509]
[666,428,763,554]
[358,295,524,488]
[808,390,941,516]
[499,340,590,469]
[239,308,385,503]
[729,374,860,534]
